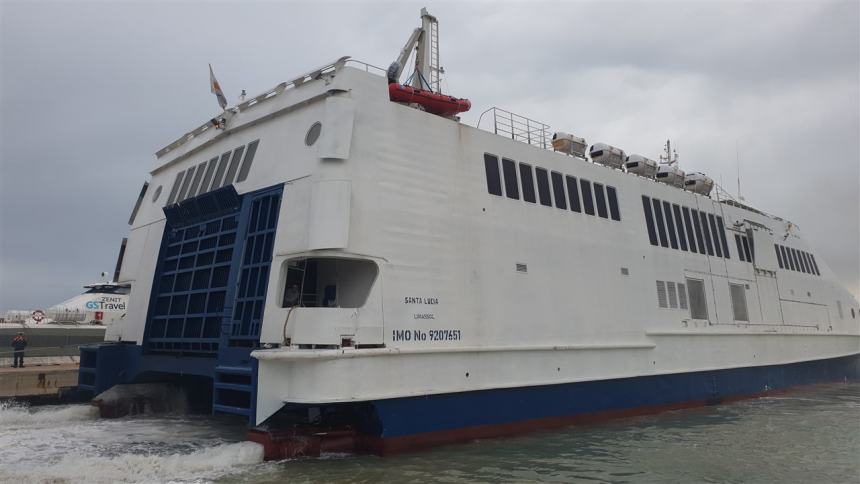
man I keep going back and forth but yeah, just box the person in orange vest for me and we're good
[11,332,27,368]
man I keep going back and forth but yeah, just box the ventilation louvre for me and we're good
[656,281,668,308]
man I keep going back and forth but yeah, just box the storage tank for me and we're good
[552,132,588,158]
[655,164,685,187]
[684,172,714,195]
[589,143,625,168]
[625,154,658,177]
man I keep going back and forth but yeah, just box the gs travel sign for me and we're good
[85,296,127,311]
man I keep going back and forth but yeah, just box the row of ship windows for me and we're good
[641,195,732,259]
[166,140,260,206]
[484,154,621,221]
[775,244,819,276]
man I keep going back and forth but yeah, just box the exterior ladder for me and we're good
[429,17,441,92]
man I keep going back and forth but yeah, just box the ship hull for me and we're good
[356,352,860,454]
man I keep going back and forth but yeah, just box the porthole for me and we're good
[305,121,322,146]
[152,185,162,202]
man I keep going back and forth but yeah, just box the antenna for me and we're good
[736,140,744,201]
[659,139,679,166]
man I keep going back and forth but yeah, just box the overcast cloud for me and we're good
[0,0,858,310]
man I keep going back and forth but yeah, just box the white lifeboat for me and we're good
[552,132,587,158]
[684,172,714,195]
[655,164,685,187]
[589,143,625,169]
[625,154,658,177]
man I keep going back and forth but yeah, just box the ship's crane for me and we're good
[386,8,470,117]
[387,8,441,92]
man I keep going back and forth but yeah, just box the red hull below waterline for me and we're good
[388,83,471,116]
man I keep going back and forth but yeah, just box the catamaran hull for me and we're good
[247,352,860,458]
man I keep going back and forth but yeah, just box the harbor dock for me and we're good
[0,362,79,400]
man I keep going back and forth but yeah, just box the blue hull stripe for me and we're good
[372,353,860,438]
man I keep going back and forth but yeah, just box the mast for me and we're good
[411,8,441,91]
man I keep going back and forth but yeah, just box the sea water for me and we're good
[1,382,858,483]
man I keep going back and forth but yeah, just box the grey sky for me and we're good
[0,0,858,310]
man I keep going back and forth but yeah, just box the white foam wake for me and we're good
[0,401,98,428]
[2,441,264,484]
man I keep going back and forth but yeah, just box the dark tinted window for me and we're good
[187,161,208,198]
[736,235,746,262]
[699,211,714,256]
[551,172,567,209]
[502,158,519,199]
[682,207,698,253]
[580,179,595,215]
[652,199,669,248]
[211,151,232,190]
[535,168,552,206]
[742,236,752,263]
[176,164,197,201]
[691,209,707,255]
[198,157,219,196]
[748,233,755,260]
[519,164,536,203]
[594,183,608,218]
[775,245,784,268]
[223,146,245,186]
[799,251,809,273]
[716,216,731,259]
[662,201,678,249]
[484,154,502,196]
[672,205,687,251]
[566,176,581,212]
[790,248,801,272]
[167,170,186,205]
[809,254,820,275]
[642,196,658,246]
[707,214,722,257]
[780,246,793,271]
[607,186,621,221]
[236,139,260,183]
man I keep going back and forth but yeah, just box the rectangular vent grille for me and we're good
[667,281,678,309]
[656,280,667,308]
[166,139,260,206]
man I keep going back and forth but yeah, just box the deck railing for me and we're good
[477,107,552,150]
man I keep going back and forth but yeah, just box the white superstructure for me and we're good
[83,11,859,456]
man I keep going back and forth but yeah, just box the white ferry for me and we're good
[79,9,859,458]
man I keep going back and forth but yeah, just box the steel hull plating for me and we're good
[361,353,860,453]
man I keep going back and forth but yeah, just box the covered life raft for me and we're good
[388,83,471,117]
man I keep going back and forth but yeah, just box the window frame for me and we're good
[551,171,567,210]
[672,204,687,251]
[682,206,698,253]
[580,179,595,215]
[518,163,536,203]
[652,198,669,248]
[566,176,581,212]
[501,158,519,200]
[535,167,552,207]
[642,196,658,246]
[662,200,679,249]
[606,186,621,221]
[483,153,502,196]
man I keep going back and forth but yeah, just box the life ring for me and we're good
[32,309,45,323]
